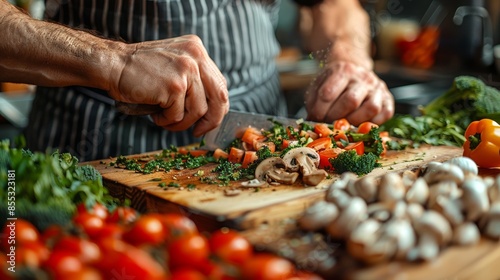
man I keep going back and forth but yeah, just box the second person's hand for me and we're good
[304,60,394,125]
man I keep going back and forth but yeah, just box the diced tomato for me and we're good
[318,148,343,170]
[357,122,379,134]
[306,137,332,151]
[241,127,265,145]
[333,118,350,131]
[212,148,228,160]
[253,141,276,153]
[314,123,334,138]
[188,149,209,157]
[242,151,258,169]
[333,130,348,142]
[345,141,365,155]
[228,147,245,163]
[177,147,189,155]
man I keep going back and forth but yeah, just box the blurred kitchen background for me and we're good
[2,0,500,141]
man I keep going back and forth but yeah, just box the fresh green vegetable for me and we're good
[0,139,115,230]
[423,75,500,128]
[381,76,500,147]
[348,127,385,156]
[329,150,381,176]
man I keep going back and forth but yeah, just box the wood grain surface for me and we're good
[86,144,500,279]
[88,144,461,230]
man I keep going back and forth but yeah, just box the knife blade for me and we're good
[114,101,306,150]
[199,110,304,151]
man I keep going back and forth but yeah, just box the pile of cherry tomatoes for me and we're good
[0,204,322,279]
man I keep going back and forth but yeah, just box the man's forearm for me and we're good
[0,0,126,90]
[303,0,373,69]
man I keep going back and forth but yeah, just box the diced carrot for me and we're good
[241,151,258,168]
[333,118,350,131]
[314,123,334,138]
[306,137,332,151]
[318,148,343,170]
[188,149,209,157]
[213,148,229,160]
[241,127,265,145]
[228,147,245,163]
[357,122,379,134]
[345,141,365,155]
[253,141,276,153]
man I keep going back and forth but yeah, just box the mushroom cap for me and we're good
[254,157,287,181]
[282,147,320,172]
[414,210,452,245]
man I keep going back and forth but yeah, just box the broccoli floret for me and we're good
[348,127,384,156]
[75,164,103,183]
[422,76,500,128]
[330,150,381,176]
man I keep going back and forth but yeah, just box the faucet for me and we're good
[453,6,494,67]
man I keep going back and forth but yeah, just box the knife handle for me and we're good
[115,101,163,116]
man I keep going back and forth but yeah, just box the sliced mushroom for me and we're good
[282,147,320,172]
[298,200,339,231]
[241,179,268,188]
[254,157,299,185]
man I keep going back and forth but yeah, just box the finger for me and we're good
[193,53,229,136]
[326,81,371,123]
[150,86,187,127]
[306,68,349,121]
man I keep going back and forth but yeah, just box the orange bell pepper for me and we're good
[463,119,500,168]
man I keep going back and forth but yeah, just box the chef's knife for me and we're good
[115,101,306,150]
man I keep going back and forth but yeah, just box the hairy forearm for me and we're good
[303,0,373,69]
[0,1,126,90]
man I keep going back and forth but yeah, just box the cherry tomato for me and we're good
[62,266,104,280]
[167,233,210,270]
[94,223,125,241]
[158,213,198,242]
[357,122,379,134]
[43,250,85,280]
[209,228,253,265]
[123,214,166,246]
[16,241,50,268]
[241,253,295,280]
[344,141,365,155]
[306,137,332,151]
[333,118,350,131]
[290,270,324,280]
[106,206,138,225]
[52,236,101,264]
[96,238,167,280]
[40,224,65,245]
[73,212,105,239]
[171,267,207,280]
[77,202,109,220]
[1,219,40,251]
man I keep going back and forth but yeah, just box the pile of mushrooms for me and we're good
[242,147,328,187]
[297,156,500,264]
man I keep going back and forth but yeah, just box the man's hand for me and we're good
[305,60,394,125]
[109,35,229,137]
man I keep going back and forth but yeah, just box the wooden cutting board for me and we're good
[88,144,462,231]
